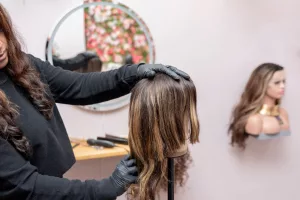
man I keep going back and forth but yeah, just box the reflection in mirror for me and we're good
[46,0,155,111]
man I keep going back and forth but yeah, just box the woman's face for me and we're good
[266,70,286,100]
[0,30,9,69]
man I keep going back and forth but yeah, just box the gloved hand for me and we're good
[137,63,190,81]
[109,155,138,196]
[81,51,99,60]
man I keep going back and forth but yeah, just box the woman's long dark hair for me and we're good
[0,4,54,158]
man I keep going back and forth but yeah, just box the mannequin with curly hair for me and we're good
[127,73,200,200]
[228,63,290,149]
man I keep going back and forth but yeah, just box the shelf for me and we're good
[70,137,130,161]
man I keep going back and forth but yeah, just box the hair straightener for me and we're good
[97,136,128,145]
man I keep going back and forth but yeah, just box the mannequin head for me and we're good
[228,63,285,148]
[128,73,200,200]
[265,69,285,104]
[243,63,284,105]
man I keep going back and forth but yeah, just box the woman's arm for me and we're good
[28,54,140,105]
[0,138,136,200]
[52,51,99,71]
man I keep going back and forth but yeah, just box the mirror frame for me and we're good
[46,1,155,111]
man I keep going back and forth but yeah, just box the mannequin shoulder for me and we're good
[279,107,290,129]
[279,107,289,119]
[245,114,263,135]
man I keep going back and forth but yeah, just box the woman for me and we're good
[0,4,190,200]
[228,63,290,149]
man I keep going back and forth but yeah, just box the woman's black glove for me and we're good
[109,155,138,196]
[137,63,190,81]
[81,51,99,60]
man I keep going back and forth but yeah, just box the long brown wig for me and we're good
[0,4,54,158]
[228,63,284,149]
[128,73,200,200]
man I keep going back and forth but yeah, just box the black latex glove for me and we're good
[109,155,138,196]
[137,63,190,81]
[81,51,98,60]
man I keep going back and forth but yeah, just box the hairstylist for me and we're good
[0,4,189,200]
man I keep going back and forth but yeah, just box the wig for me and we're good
[127,73,200,200]
[228,63,284,148]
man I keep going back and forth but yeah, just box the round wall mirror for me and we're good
[46,0,155,111]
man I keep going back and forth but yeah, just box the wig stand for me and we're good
[167,157,174,200]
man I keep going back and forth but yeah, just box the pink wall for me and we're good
[3,0,300,199]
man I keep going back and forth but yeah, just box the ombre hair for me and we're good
[128,73,200,200]
[228,63,284,148]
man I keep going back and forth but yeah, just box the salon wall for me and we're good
[2,0,300,199]
[50,7,86,58]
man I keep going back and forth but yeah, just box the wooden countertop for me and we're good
[70,138,130,161]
